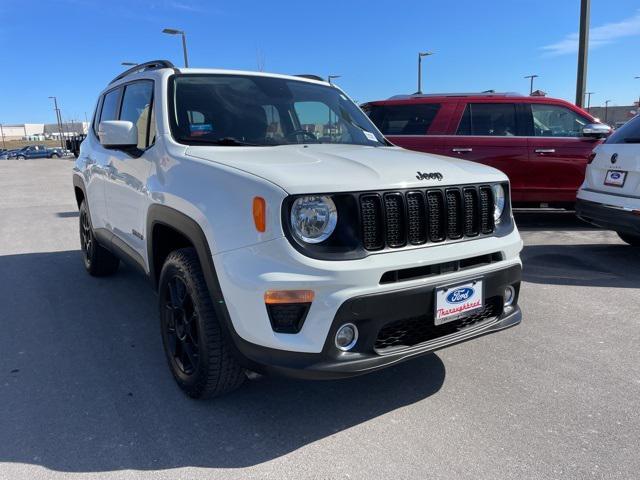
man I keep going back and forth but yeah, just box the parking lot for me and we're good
[1,159,639,480]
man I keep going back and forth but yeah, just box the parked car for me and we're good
[73,60,523,398]
[0,149,20,160]
[14,144,63,159]
[576,115,640,246]
[362,92,611,208]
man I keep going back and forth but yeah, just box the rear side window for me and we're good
[605,115,640,144]
[456,103,517,136]
[365,104,441,135]
[120,81,154,149]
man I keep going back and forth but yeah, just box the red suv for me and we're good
[362,92,611,207]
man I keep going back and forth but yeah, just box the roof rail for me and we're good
[109,60,176,85]
[294,74,325,82]
[387,91,523,100]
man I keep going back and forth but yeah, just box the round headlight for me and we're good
[492,184,506,223]
[290,195,337,243]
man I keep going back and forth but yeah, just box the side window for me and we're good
[120,81,154,149]
[92,97,103,135]
[294,101,351,143]
[531,104,589,137]
[366,104,441,135]
[606,115,640,144]
[456,103,518,136]
[100,88,121,124]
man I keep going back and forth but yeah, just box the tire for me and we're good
[17,155,25,160]
[617,232,640,246]
[79,200,120,276]
[159,248,245,399]
[50,153,60,158]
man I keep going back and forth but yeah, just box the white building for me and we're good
[0,122,89,141]
[0,124,45,140]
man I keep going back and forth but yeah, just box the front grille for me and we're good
[374,297,502,352]
[360,185,495,251]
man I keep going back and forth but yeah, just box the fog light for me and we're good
[335,323,358,351]
[503,286,515,307]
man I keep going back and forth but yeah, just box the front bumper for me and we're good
[575,199,640,236]
[230,264,522,379]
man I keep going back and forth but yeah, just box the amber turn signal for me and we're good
[253,196,266,232]
[264,290,315,304]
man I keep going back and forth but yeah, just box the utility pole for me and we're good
[49,96,65,149]
[585,92,594,111]
[575,0,590,107]
[524,75,539,95]
[604,100,611,124]
[0,123,6,149]
[416,51,434,94]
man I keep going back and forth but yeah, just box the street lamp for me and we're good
[328,74,341,84]
[524,74,539,95]
[0,123,5,149]
[162,28,189,67]
[416,51,434,94]
[604,100,612,124]
[584,92,595,111]
[48,96,65,150]
[634,76,640,110]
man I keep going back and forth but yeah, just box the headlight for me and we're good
[492,184,506,223]
[290,195,337,243]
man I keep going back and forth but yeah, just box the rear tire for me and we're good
[617,232,640,246]
[79,200,120,276]
[51,153,60,158]
[159,248,245,399]
[17,155,25,160]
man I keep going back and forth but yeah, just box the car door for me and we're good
[525,102,601,204]
[87,87,123,231]
[441,102,529,201]
[104,80,154,260]
[362,101,450,155]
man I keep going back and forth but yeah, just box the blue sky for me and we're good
[1,0,640,124]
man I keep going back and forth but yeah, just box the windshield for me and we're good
[169,74,386,147]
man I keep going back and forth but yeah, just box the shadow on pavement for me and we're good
[0,250,445,472]
[514,209,595,231]
[522,243,640,288]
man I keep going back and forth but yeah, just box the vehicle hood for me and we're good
[186,144,507,194]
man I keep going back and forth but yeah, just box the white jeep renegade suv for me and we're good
[73,60,523,398]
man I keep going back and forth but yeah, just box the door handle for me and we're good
[452,148,473,153]
[535,148,556,154]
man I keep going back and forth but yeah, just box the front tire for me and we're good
[159,248,245,399]
[17,155,25,160]
[79,200,120,276]
[617,232,640,246]
[51,153,60,158]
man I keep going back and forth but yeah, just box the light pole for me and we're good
[575,0,590,107]
[162,28,189,67]
[328,74,341,84]
[416,51,434,94]
[584,92,595,111]
[604,100,611,124]
[524,74,539,95]
[48,96,65,149]
[634,76,640,111]
[0,123,5,149]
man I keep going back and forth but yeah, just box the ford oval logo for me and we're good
[611,172,621,179]
[446,287,474,304]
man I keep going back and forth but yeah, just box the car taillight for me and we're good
[587,152,596,164]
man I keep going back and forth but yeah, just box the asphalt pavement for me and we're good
[1,159,639,480]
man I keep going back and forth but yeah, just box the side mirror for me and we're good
[582,123,611,139]
[98,121,138,148]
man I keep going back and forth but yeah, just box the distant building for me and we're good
[587,105,637,128]
[0,122,88,141]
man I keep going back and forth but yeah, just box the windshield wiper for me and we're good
[623,137,640,143]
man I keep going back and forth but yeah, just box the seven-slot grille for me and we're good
[360,185,495,251]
